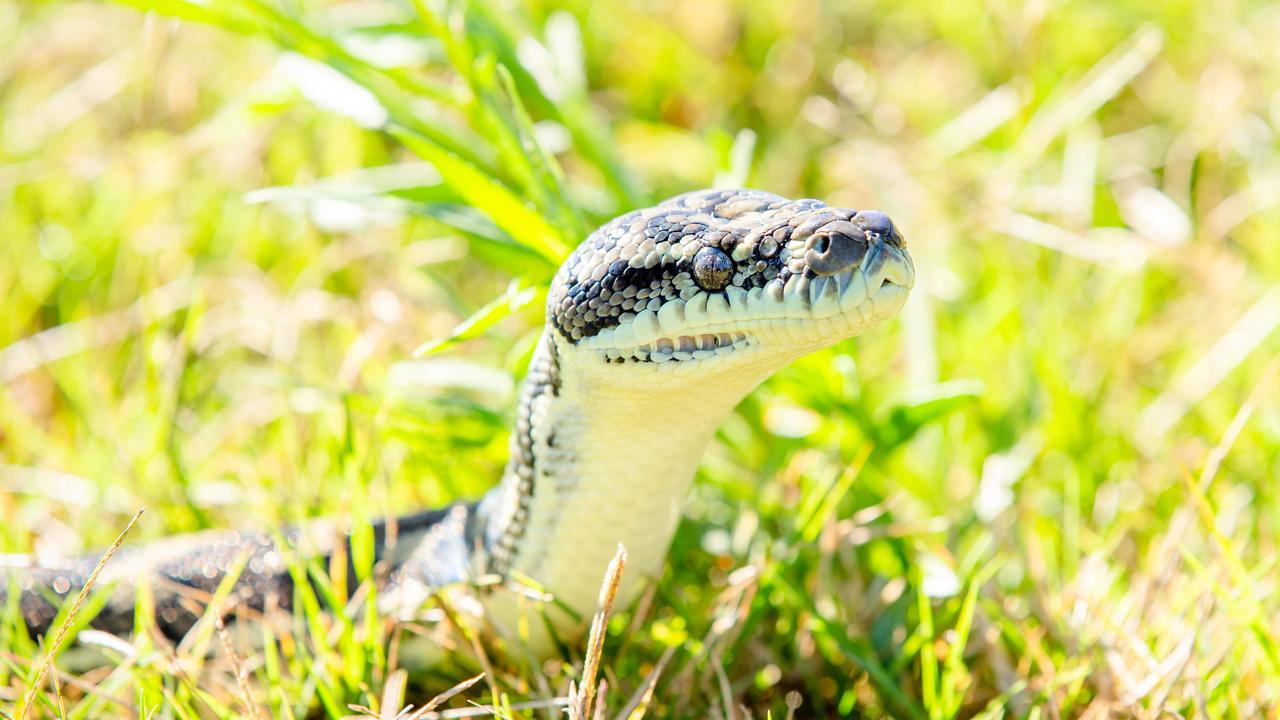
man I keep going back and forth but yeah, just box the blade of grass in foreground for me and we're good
[17,509,144,720]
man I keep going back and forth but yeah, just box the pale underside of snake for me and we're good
[2,188,914,659]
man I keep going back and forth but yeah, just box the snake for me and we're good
[3,188,913,656]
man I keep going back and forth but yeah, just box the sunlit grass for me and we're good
[2,0,1279,717]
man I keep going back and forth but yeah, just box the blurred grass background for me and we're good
[2,0,1279,717]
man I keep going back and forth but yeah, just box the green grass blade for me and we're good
[391,125,570,261]
[414,280,541,358]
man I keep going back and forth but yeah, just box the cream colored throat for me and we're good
[485,332,780,622]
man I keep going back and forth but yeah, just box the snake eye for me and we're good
[692,246,733,291]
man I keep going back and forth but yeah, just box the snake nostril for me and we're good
[806,230,868,276]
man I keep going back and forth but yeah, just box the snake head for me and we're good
[549,189,913,379]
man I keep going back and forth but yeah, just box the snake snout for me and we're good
[804,210,907,277]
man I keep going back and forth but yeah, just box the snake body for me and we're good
[4,189,914,651]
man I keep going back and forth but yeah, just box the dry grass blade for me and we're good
[994,211,1147,268]
[784,691,802,720]
[1013,24,1164,164]
[572,544,628,720]
[1196,355,1279,490]
[1137,287,1280,452]
[711,655,735,720]
[47,660,67,720]
[405,673,485,720]
[592,679,609,720]
[381,669,409,720]
[215,614,264,720]
[612,646,675,720]
[666,566,759,699]
[924,84,1021,159]
[428,589,500,700]
[409,697,568,719]
[0,281,191,383]
[17,508,145,720]
[1202,173,1280,242]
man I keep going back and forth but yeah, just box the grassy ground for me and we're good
[2,0,1279,717]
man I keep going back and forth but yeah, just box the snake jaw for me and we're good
[578,239,911,371]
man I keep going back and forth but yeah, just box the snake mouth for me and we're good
[600,332,750,364]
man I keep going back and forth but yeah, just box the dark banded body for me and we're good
[6,507,466,640]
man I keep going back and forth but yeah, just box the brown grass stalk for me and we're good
[18,508,145,720]
[573,544,627,720]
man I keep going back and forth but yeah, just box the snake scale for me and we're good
[2,188,914,656]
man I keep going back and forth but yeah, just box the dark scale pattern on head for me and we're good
[548,188,873,343]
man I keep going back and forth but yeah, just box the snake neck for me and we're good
[474,331,778,618]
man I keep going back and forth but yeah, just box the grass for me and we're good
[2,0,1279,717]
